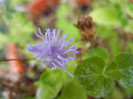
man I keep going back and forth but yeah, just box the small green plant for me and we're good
[75,52,133,98]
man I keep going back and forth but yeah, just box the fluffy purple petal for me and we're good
[27,28,79,76]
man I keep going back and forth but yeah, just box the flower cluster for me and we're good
[27,28,79,76]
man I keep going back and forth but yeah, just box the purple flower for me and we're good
[27,28,79,76]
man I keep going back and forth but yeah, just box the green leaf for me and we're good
[108,35,120,55]
[89,8,119,26]
[36,70,63,99]
[113,52,133,88]
[4,0,12,14]
[63,60,77,83]
[126,2,133,18]
[88,47,109,61]
[57,20,80,41]
[114,4,128,26]
[105,88,123,99]
[105,62,121,80]
[123,87,133,98]
[113,52,133,68]
[127,41,133,53]
[95,26,116,40]
[109,0,126,4]
[124,20,133,33]
[58,81,87,99]
[74,57,115,98]
[24,97,35,99]
[5,12,35,44]
[56,3,81,42]
[56,3,72,20]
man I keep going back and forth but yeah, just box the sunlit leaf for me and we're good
[109,0,126,4]
[89,8,119,26]
[36,70,63,99]
[58,81,87,99]
[63,60,77,83]
[126,2,133,18]
[56,3,81,42]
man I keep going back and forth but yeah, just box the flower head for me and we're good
[27,28,79,76]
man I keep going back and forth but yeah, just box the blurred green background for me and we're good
[0,0,133,99]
